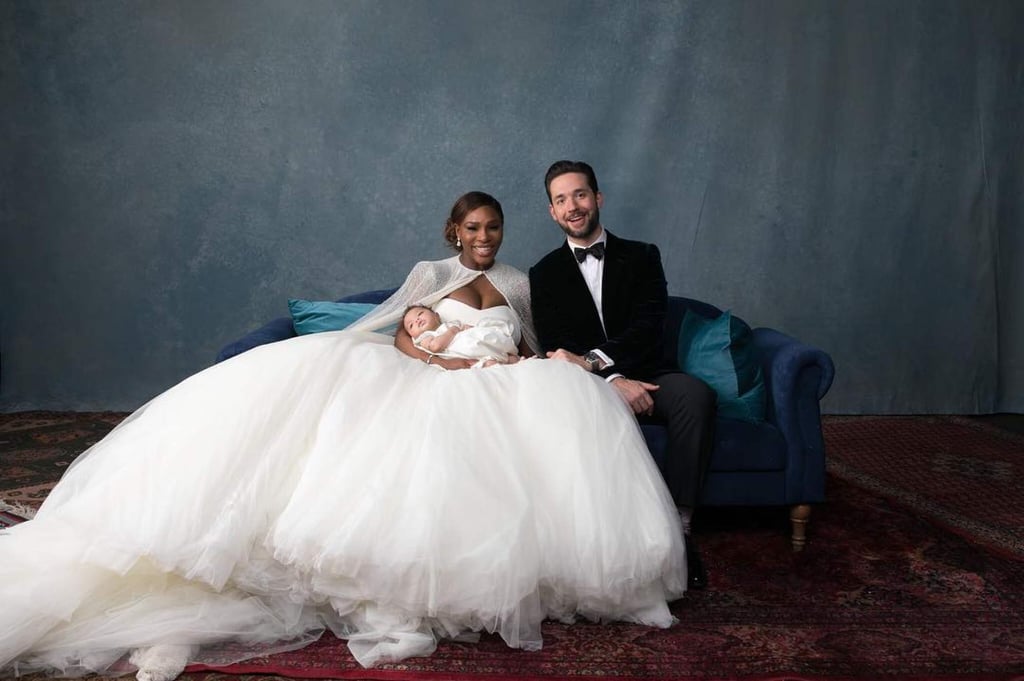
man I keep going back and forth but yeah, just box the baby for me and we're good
[402,304,520,368]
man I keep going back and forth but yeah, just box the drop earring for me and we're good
[456,237,462,248]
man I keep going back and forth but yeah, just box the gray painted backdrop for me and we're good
[2,0,1022,413]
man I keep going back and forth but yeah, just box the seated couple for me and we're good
[0,161,715,681]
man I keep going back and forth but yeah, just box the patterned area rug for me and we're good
[824,415,1024,560]
[2,412,1024,680]
[0,411,125,511]
[0,507,29,530]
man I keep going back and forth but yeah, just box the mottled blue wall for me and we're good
[2,0,1022,412]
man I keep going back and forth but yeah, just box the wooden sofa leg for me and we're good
[790,504,812,552]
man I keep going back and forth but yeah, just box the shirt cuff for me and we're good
[605,373,624,383]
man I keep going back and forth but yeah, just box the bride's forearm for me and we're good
[394,327,472,370]
[394,327,429,360]
[434,356,473,370]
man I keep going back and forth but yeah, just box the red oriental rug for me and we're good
[2,413,1024,681]
[823,415,1024,560]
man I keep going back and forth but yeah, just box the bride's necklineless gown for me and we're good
[0,276,685,675]
[434,296,514,320]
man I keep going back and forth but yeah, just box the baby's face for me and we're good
[403,306,442,338]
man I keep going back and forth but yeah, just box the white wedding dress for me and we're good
[0,257,686,677]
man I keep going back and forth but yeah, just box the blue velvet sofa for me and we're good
[217,288,835,551]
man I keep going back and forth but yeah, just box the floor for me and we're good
[966,412,1024,435]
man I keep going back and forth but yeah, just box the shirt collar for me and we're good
[566,226,607,251]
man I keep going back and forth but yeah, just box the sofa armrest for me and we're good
[215,316,296,363]
[752,328,835,406]
[750,327,836,503]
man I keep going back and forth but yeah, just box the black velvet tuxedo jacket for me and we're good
[529,231,678,381]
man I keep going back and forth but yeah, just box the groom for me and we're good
[529,160,716,590]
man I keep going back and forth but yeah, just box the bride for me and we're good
[0,191,686,680]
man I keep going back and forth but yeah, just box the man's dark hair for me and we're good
[544,160,600,202]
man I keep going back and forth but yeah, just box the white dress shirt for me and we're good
[567,229,618,376]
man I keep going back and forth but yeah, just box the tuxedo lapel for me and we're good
[556,242,606,342]
[600,232,629,334]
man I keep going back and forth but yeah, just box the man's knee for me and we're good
[688,374,717,416]
[660,372,716,418]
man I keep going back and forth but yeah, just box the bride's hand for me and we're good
[545,349,588,370]
[434,357,474,371]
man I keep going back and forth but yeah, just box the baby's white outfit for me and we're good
[415,299,520,367]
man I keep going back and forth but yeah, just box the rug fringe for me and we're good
[0,500,37,519]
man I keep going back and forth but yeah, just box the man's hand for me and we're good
[546,349,590,371]
[610,377,659,415]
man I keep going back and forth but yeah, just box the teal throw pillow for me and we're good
[288,299,377,335]
[677,309,766,423]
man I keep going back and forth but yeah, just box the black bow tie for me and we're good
[574,242,606,263]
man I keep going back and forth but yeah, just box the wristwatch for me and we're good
[583,351,604,373]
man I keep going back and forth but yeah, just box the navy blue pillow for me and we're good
[677,310,766,422]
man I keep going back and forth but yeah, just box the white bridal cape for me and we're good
[0,256,686,676]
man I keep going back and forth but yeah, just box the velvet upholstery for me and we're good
[651,297,834,512]
[216,289,836,546]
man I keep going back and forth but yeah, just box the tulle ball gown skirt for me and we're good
[0,330,686,675]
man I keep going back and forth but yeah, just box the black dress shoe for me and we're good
[684,534,707,590]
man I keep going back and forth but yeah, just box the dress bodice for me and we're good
[433,298,517,328]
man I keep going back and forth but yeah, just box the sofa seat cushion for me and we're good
[709,418,786,471]
[641,417,786,473]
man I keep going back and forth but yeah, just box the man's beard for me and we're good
[560,207,601,241]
